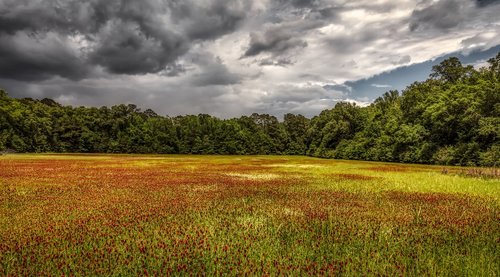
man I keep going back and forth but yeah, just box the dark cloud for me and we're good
[310,7,340,19]
[476,0,500,7]
[409,0,470,32]
[191,54,242,87]
[323,84,351,94]
[0,33,90,81]
[168,1,249,41]
[286,0,320,8]
[0,0,126,35]
[242,0,338,60]
[244,29,308,57]
[0,0,250,81]
[242,16,328,60]
[89,20,188,75]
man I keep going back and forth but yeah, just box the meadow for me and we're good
[0,154,498,275]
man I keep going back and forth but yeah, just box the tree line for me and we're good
[1,53,499,166]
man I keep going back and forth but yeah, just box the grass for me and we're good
[0,154,498,275]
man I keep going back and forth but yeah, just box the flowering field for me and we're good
[1,154,498,275]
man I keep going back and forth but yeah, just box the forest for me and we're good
[1,53,499,166]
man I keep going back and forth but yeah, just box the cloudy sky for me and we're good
[1,0,499,118]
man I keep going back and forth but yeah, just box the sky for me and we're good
[0,0,499,119]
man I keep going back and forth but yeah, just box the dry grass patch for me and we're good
[224,172,282,180]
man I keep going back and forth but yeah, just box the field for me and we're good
[1,154,499,275]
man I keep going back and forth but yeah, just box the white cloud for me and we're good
[371,84,392,88]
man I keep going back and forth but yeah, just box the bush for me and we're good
[432,146,456,165]
[479,145,500,167]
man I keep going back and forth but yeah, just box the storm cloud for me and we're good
[1,0,499,118]
[409,0,473,31]
[0,0,250,80]
[244,29,308,57]
[476,0,500,7]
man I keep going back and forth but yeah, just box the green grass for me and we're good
[0,154,498,275]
